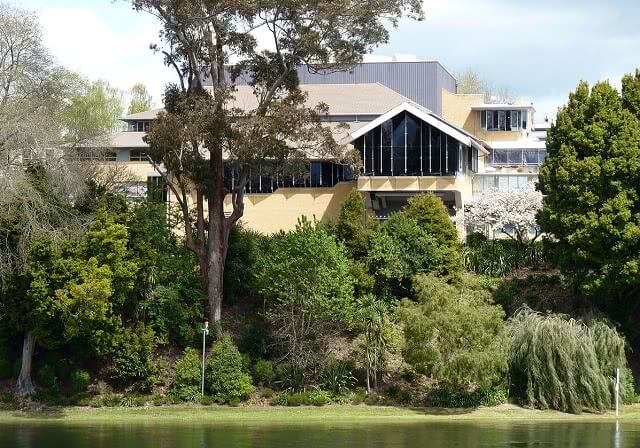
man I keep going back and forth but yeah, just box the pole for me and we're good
[615,367,620,418]
[202,321,209,397]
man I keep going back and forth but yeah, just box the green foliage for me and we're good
[256,219,354,370]
[36,364,58,389]
[205,336,253,404]
[319,356,356,394]
[69,368,91,394]
[538,73,640,319]
[493,275,576,317]
[0,341,10,380]
[274,363,306,391]
[463,237,546,277]
[398,274,507,388]
[271,390,332,407]
[428,385,508,408]
[224,225,265,304]
[253,359,274,387]
[111,325,157,390]
[352,295,398,391]
[621,367,639,404]
[171,347,202,401]
[508,309,629,413]
[128,83,153,115]
[331,188,375,259]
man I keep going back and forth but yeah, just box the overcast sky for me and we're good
[16,0,640,120]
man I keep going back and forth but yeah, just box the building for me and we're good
[106,61,547,234]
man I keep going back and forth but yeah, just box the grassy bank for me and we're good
[2,404,640,424]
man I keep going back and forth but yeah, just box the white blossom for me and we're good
[464,187,543,243]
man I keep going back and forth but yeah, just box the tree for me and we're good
[132,0,423,324]
[537,75,640,326]
[127,83,153,115]
[398,274,507,389]
[255,219,354,372]
[456,68,515,104]
[403,193,463,280]
[331,188,375,260]
[464,187,542,247]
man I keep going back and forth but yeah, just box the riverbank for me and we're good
[2,404,640,424]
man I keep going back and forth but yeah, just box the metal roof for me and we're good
[471,104,536,111]
[110,132,148,148]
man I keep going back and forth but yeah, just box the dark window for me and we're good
[381,120,392,175]
[406,113,421,175]
[147,176,167,202]
[321,162,334,187]
[429,127,441,174]
[364,131,374,175]
[421,121,430,174]
[392,113,405,174]
[446,136,458,174]
[373,128,382,175]
[310,162,322,187]
[129,149,147,161]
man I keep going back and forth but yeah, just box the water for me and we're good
[1,420,639,447]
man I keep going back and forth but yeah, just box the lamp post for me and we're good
[201,321,209,397]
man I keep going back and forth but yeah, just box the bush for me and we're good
[224,225,266,304]
[398,274,507,388]
[254,359,273,387]
[493,274,577,317]
[205,336,253,404]
[274,363,306,391]
[256,219,354,371]
[37,364,58,388]
[463,238,546,277]
[508,309,628,413]
[429,386,508,408]
[330,188,375,260]
[111,325,158,391]
[69,368,91,394]
[172,347,202,401]
[272,390,332,406]
[320,356,356,394]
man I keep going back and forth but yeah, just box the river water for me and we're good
[1,420,639,447]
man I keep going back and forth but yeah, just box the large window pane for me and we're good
[406,113,421,175]
[508,149,523,165]
[421,121,430,174]
[392,112,405,174]
[430,128,441,174]
[373,128,382,175]
[321,162,333,187]
[364,131,374,174]
[310,162,322,187]
[446,136,458,174]
[492,149,508,165]
[524,149,538,165]
[381,120,392,175]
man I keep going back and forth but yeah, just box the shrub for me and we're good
[463,238,546,277]
[398,274,508,388]
[205,336,253,404]
[254,359,273,387]
[69,368,91,394]
[330,188,375,259]
[172,347,203,401]
[429,386,508,408]
[272,390,332,406]
[111,325,158,391]
[274,363,306,391]
[320,356,356,394]
[493,274,576,317]
[508,308,629,413]
[224,225,266,304]
[37,364,58,388]
[256,219,354,371]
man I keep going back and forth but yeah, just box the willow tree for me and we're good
[132,0,424,323]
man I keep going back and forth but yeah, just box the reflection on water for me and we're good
[1,420,639,448]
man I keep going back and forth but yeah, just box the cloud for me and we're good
[36,5,173,109]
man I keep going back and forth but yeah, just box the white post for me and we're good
[615,367,620,418]
[202,321,209,397]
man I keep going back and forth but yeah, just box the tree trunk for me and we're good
[16,332,36,397]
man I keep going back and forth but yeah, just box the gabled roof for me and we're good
[349,101,489,154]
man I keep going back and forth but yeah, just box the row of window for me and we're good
[472,174,537,195]
[481,110,527,132]
[115,177,168,202]
[224,162,353,194]
[75,149,147,162]
[489,148,547,166]
[126,121,152,133]
[353,111,477,176]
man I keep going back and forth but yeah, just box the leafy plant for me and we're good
[274,363,306,391]
[69,368,91,394]
[172,347,202,401]
[429,386,508,408]
[508,308,629,413]
[320,356,356,394]
[205,336,253,404]
[254,359,274,387]
[272,390,332,407]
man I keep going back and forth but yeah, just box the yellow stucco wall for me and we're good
[441,90,532,142]
[224,181,357,234]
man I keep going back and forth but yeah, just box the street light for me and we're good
[201,321,209,397]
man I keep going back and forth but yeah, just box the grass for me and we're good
[2,404,640,424]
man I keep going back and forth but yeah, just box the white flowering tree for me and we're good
[464,188,543,246]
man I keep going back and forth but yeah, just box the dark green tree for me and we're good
[538,74,640,336]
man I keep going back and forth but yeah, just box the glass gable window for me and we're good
[490,148,546,166]
[356,111,469,177]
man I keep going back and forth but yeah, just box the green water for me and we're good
[1,420,639,447]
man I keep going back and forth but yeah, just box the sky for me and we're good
[14,0,640,120]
